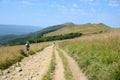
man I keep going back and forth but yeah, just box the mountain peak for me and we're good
[64,22,75,25]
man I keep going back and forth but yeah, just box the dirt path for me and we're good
[59,48,88,80]
[0,45,53,80]
[53,47,66,80]
[0,44,87,80]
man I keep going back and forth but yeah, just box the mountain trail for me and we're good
[59,48,88,80]
[0,45,53,80]
[0,44,88,80]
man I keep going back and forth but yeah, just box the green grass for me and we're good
[59,30,120,80]
[57,48,74,80]
[42,47,56,80]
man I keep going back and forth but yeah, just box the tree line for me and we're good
[4,33,82,45]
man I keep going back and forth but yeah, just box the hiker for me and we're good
[25,41,30,55]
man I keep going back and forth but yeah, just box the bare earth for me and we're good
[53,47,65,80]
[0,45,53,80]
[60,48,88,80]
[0,44,88,80]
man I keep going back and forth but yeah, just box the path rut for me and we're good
[59,48,88,80]
[53,47,65,80]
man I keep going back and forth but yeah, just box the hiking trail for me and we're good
[0,44,87,80]
[0,45,53,80]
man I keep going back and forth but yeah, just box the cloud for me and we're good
[55,3,86,15]
[108,0,120,7]
[79,0,102,6]
[73,3,78,8]
[52,2,68,14]
[20,0,35,6]
[79,0,94,2]
[71,3,86,15]
[79,0,94,4]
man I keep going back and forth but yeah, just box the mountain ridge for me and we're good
[44,23,110,37]
[1,23,111,45]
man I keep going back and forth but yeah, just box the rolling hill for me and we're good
[2,22,111,45]
[44,23,110,37]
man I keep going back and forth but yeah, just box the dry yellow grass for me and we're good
[44,23,110,37]
[0,42,51,69]
[58,28,120,80]
[57,28,120,44]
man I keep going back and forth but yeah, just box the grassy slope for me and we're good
[0,42,51,69]
[59,29,120,80]
[44,23,110,37]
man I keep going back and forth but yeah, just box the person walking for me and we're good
[25,41,30,55]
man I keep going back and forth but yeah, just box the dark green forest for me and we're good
[4,33,82,45]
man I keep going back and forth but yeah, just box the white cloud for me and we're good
[73,3,78,8]
[51,2,87,18]
[70,5,86,15]
[79,0,94,3]
[108,0,120,7]
[79,0,101,6]
[79,0,94,2]
[52,2,68,14]
[20,0,34,6]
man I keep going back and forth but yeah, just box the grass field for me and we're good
[59,29,120,80]
[0,42,51,69]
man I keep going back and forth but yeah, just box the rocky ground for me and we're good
[0,45,53,80]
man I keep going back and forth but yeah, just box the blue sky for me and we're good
[0,0,120,28]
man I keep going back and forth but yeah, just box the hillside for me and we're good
[0,24,42,44]
[59,29,120,80]
[3,23,111,45]
[44,23,110,37]
[2,24,65,45]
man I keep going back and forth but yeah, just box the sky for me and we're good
[0,0,120,28]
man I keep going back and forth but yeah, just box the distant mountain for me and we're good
[0,34,18,42]
[3,23,111,45]
[0,24,42,44]
[0,24,42,36]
